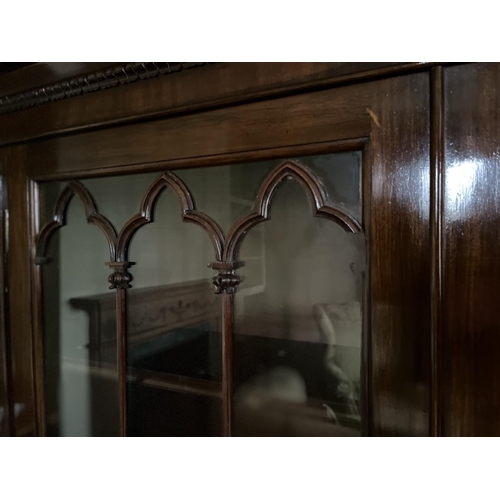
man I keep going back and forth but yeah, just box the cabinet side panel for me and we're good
[442,63,500,436]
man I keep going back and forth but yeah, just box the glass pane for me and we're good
[127,386,222,437]
[126,189,222,436]
[40,186,119,437]
[81,173,159,230]
[38,150,362,437]
[232,170,364,436]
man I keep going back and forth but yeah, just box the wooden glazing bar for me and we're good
[30,181,47,437]
[222,292,234,437]
[116,287,127,437]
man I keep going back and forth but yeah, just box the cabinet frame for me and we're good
[1,66,433,436]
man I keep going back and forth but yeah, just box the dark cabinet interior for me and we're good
[0,62,499,437]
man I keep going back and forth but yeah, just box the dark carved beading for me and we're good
[0,63,208,115]
[211,272,241,294]
[107,262,133,290]
[209,262,242,294]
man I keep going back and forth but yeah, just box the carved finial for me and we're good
[212,272,241,294]
[208,261,242,294]
[106,262,133,290]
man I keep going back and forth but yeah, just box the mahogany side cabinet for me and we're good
[0,62,498,437]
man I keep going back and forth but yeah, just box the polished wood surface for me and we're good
[24,84,373,179]
[0,175,13,436]
[430,66,444,436]
[0,63,438,147]
[30,181,47,437]
[1,145,37,436]
[441,63,500,436]
[368,73,431,436]
[4,61,497,436]
[12,71,432,436]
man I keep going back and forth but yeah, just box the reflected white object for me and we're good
[313,301,361,377]
[323,403,339,424]
[446,160,480,205]
[0,403,25,424]
[313,301,361,420]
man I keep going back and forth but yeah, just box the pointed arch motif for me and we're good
[222,159,362,262]
[115,171,225,262]
[35,181,118,262]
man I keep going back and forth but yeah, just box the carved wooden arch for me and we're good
[35,181,118,262]
[222,159,362,262]
[115,171,225,263]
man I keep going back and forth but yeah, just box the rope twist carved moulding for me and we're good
[0,63,208,115]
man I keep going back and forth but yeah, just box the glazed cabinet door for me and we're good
[2,71,431,436]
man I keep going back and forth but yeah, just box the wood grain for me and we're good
[430,66,444,436]
[368,73,431,436]
[441,63,500,436]
[0,63,438,147]
[0,145,37,436]
[26,83,374,180]
[6,68,435,436]
[0,175,13,436]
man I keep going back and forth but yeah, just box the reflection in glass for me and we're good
[233,170,364,436]
[126,190,222,436]
[38,151,363,437]
[81,173,159,231]
[40,186,118,437]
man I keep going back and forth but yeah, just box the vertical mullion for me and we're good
[107,261,131,437]
[32,264,46,436]
[430,66,444,437]
[116,287,127,437]
[30,180,46,437]
[221,292,234,437]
